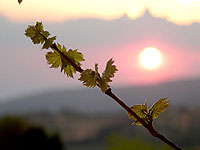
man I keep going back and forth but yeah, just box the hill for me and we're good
[0,79,200,115]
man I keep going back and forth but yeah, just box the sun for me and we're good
[139,47,163,70]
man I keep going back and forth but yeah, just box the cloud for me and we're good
[1,0,200,25]
[148,0,200,25]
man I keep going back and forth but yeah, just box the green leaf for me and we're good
[18,0,23,4]
[25,22,43,44]
[25,22,53,45]
[79,69,97,88]
[62,65,76,78]
[79,58,117,92]
[102,58,118,82]
[46,43,84,78]
[42,36,56,49]
[42,31,50,38]
[98,58,117,92]
[62,48,84,77]
[66,49,85,66]
[128,101,149,126]
[46,51,61,68]
[149,97,169,119]
[79,64,99,88]
[35,22,43,32]
[95,64,109,92]
[79,63,109,91]
[128,98,169,126]
[25,26,35,38]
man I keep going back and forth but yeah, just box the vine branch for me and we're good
[24,22,182,149]
[50,43,182,150]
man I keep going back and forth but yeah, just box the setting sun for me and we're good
[139,47,163,70]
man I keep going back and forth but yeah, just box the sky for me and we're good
[0,0,200,101]
[1,0,200,25]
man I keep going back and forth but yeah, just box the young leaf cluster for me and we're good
[46,44,84,77]
[79,59,118,92]
[25,22,56,49]
[128,97,169,126]
[25,22,84,78]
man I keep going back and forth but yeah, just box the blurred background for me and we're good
[0,0,200,149]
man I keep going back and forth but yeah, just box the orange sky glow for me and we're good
[1,0,200,25]
[110,39,200,86]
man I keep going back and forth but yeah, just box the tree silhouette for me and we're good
[0,116,64,150]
